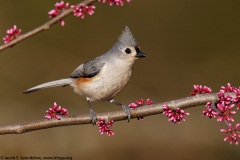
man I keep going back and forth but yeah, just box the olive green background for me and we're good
[0,0,240,159]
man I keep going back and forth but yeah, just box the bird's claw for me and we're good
[89,108,97,125]
[122,105,132,122]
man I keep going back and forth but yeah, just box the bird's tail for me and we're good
[23,78,73,94]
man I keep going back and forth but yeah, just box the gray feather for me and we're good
[70,64,84,78]
[118,26,138,47]
[70,26,136,79]
[23,78,73,94]
[70,58,105,78]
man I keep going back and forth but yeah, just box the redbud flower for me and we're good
[191,85,212,95]
[163,105,190,124]
[128,99,144,109]
[3,25,21,44]
[129,98,153,109]
[219,83,240,104]
[128,102,138,109]
[233,87,240,103]
[98,0,131,6]
[45,102,68,120]
[146,99,153,105]
[48,9,59,18]
[217,91,232,105]
[71,4,96,19]
[237,103,240,110]
[48,1,69,26]
[96,118,114,136]
[203,84,237,121]
[55,1,69,10]
[220,83,236,93]
[220,123,240,145]
[98,0,106,3]
[128,99,153,120]
[203,102,219,119]
[216,102,236,122]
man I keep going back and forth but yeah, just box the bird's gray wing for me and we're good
[70,58,105,78]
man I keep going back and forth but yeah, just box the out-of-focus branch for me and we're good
[0,0,97,52]
[0,93,233,135]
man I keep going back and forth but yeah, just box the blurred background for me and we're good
[0,0,240,159]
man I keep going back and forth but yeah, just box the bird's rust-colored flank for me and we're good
[77,77,93,84]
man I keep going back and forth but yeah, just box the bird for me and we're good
[23,26,146,124]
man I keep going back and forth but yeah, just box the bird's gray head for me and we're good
[110,26,145,61]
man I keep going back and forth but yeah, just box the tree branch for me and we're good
[0,93,231,135]
[0,0,97,52]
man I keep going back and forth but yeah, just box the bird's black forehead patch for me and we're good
[135,45,140,52]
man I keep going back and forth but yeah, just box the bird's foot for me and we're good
[89,108,97,125]
[121,105,132,122]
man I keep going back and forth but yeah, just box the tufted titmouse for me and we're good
[23,26,145,124]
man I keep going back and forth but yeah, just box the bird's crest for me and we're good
[118,26,138,47]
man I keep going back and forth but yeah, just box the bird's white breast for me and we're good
[71,59,133,102]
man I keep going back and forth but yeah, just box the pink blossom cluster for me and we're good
[203,102,218,119]
[191,85,212,95]
[128,98,153,109]
[71,4,96,19]
[48,1,96,26]
[48,1,70,26]
[98,0,132,6]
[96,118,114,136]
[163,105,190,124]
[220,123,240,145]
[3,25,21,44]
[218,84,240,145]
[2,0,133,44]
[193,83,240,145]
[216,102,236,122]
[128,99,153,120]
[203,83,239,122]
[95,99,153,136]
[220,83,240,106]
[47,0,133,26]
[45,102,68,120]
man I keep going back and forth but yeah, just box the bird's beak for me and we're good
[135,51,146,58]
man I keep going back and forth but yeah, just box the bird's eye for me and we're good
[125,48,132,54]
